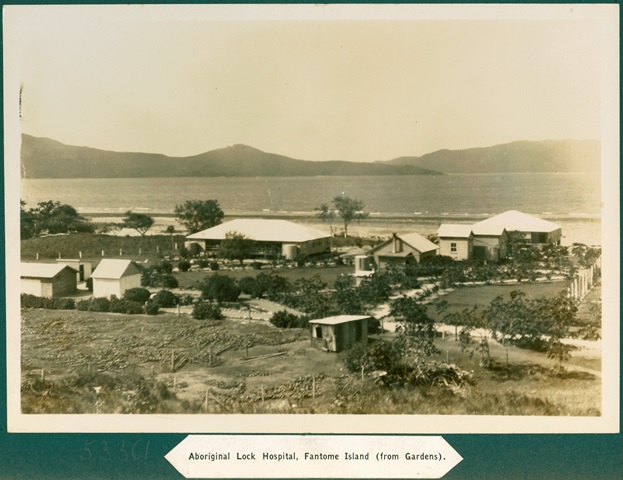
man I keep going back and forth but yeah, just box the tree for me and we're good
[332,196,369,237]
[164,225,176,251]
[217,231,253,265]
[174,199,224,234]
[199,274,241,303]
[21,200,94,237]
[390,295,439,359]
[314,203,336,236]
[121,211,154,237]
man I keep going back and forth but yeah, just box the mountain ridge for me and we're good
[20,134,600,178]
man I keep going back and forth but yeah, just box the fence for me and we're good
[568,256,601,301]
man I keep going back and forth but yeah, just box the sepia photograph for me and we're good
[4,4,619,435]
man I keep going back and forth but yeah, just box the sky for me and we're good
[5,4,616,162]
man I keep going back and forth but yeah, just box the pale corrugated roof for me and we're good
[474,210,561,233]
[92,259,141,279]
[472,224,507,236]
[398,232,439,253]
[309,315,371,325]
[21,263,77,279]
[187,219,330,243]
[438,224,473,238]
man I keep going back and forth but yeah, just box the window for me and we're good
[450,242,457,253]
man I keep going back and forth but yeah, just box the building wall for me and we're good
[439,238,472,260]
[119,274,142,297]
[299,238,331,256]
[310,320,368,352]
[52,269,78,296]
[93,278,122,299]
[21,278,43,297]
[473,234,507,261]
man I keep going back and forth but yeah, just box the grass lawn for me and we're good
[426,281,569,321]
[174,265,353,289]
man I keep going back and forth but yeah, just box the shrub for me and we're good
[197,259,209,269]
[160,275,179,289]
[109,298,144,314]
[200,274,241,303]
[76,299,90,311]
[144,300,160,315]
[209,261,219,271]
[239,276,260,297]
[193,301,223,320]
[156,260,173,274]
[269,310,308,329]
[85,278,93,291]
[249,262,262,270]
[88,297,110,312]
[152,290,179,308]
[368,317,382,334]
[178,260,191,272]
[20,294,75,310]
[177,294,196,306]
[123,287,152,304]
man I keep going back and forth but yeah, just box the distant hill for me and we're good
[20,135,440,178]
[387,140,600,173]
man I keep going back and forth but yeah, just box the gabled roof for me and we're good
[473,210,561,234]
[92,259,142,279]
[438,224,473,238]
[186,219,330,243]
[370,232,438,256]
[309,315,371,325]
[21,263,77,279]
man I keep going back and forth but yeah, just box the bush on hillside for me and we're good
[109,297,144,315]
[20,294,75,310]
[269,310,309,329]
[199,275,241,303]
[178,260,191,272]
[152,290,179,308]
[123,287,152,304]
[193,301,223,320]
[144,300,160,315]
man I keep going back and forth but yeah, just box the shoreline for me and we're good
[84,211,602,247]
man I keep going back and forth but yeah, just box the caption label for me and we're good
[166,435,462,478]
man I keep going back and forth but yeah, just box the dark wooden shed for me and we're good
[309,315,370,352]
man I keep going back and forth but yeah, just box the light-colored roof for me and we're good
[92,259,141,279]
[396,232,439,253]
[370,232,438,256]
[187,219,330,243]
[309,315,371,325]
[21,263,77,279]
[438,224,473,238]
[474,210,561,233]
[471,225,507,237]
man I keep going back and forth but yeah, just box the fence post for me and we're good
[36,252,39,260]
[261,386,264,405]
[120,248,123,256]
[171,349,175,372]
[101,250,105,257]
[312,377,316,399]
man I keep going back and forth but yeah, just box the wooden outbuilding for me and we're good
[471,225,508,261]
[91,259,142,299]
[21,263,78,298]
[56,258,92,282]
[309,315,370,352]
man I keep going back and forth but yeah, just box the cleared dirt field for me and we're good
[21,300,601,415]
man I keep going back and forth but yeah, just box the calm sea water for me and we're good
[21,173,602,244]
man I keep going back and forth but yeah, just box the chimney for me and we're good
[392,233,401,253]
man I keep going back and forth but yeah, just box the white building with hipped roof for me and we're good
[185,219,331,259]
[21,263,78,298]
[91,259,142,299]
[472,210,562,245]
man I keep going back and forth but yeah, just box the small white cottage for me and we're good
[91,259,142,299]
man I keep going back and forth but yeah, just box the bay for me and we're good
[21,173,602,245]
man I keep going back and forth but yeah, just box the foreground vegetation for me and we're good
[21,309,600,415]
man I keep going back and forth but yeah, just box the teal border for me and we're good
[2,1,621,478]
